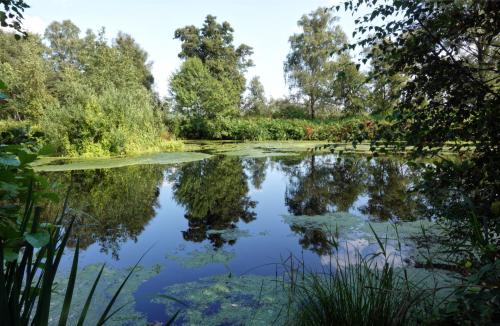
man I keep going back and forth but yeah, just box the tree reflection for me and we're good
[282,155,367,255]
[244,157,268,190]
[44,165,164,259]
[359,158,426,221]
[284,155,366,216]
[171,156,256,248]
[281,154,426,255]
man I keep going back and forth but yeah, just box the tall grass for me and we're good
[288,258,421,326]
[285,226,430,326]
[0,184,149,325]
[0,144,179,325]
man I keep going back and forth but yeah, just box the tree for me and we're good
[0,31,55,120]
[173,15,253,107]
[170,57,240,119]
[284,7,349,118]
[329,54,368,114]
[0,0,29,37]
[338,2,499,322]
[366,42,407,115]
[243,76,267,116]
[44,20,82,68]
[114,32,154,90]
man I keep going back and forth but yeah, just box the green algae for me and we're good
[206,228,251,242]
[167,245,237,269]
[33,152,211,171]
[282,212,435,242]
[185,140,331,157]
[155,274,288,326]
[50,264,158,326]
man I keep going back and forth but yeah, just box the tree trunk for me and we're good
[309,97,316,119]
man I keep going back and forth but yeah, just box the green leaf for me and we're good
[25,230,50,248]
[0,154,21,167]
[3,247,19,262]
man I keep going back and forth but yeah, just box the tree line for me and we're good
[1,7,402,154]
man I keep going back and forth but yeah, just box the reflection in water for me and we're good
[170,156,256,248]
[44,154,427,261]
[360,159,426,221]
[282,156,367,216]
[45,165,164,259]
[280,155,427,255]
[244,158,268,190]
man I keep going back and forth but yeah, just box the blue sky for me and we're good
[23,0,361,98]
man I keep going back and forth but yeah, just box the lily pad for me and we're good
[185,141,330,158]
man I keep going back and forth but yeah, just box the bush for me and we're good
[170,115,383,142]
[40,86,176,157]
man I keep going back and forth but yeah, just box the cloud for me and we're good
[22,15,47,35]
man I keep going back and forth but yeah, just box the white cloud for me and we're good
[22,15,47,35]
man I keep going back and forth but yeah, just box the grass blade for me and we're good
[166,310,181,326]
[96,246,153,325]
[76,264,106,326]
[58,239,80,326]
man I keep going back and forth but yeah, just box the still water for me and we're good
[46,153,429,325]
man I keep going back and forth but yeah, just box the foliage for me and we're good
[268,98,309,119]
[171,14,253,125]
[242,76,267,116]
[170,58,240,120]
[174,14,253,95]
[336,1,500,324]
[0,0,29,37]
[284,7,366,118]
[288,255,424,326]
[0,20,172,157]
[0,144,152,325]
[169,115,383,141]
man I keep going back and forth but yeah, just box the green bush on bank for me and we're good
[168,115,388,142]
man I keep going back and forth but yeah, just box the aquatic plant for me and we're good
[0,144,178,325]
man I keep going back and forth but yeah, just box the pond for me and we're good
[39,144,437,325]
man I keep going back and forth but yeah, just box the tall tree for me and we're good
[173,15,253,104]
[243,76,267,116]
[170,57,239,120]
[284,7,349,118]
[114,32,154,90]
[44,20,82,68]
[0,31,55,120]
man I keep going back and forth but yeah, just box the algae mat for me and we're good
[33,152,212,171]
[184,140,330,157]
[155,274,288,326]
[33,141,331,171]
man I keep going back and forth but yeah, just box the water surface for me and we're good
[46,153,430,325]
